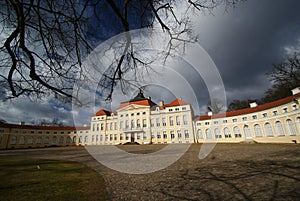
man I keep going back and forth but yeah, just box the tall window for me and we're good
[184,130,189,138]
[286,119,296,136]
[125,120,129,129]
[137,119,141,128]
[169,117,174,126]
[151,119,154,127]
[163,131,167,139]
[131,119,135,129]
[72,136,76,143]
[225,127,232,138]
[254,124,263,137]
[275,121,284,136]
[11,136,17,144]
[120,121,123,130]
[264,123,274,137]
[20,136,25,144]
[52,136,57,145]
[176,116,180,125]
[100,123,103,130]
[143,119,147,127]
[162,118,166,126]
[59,136,64,144]
[143,132,147,140]
[120,134,123,140]
[37,136,42,144]
[156,118,160,127]
[214,128,222,138]
[157,132,161,139]
[296,117,300,134]
[44,136,50,144]
[197,129,203,139]
[28,136,34,144]
[170,131,175,139]
[177,130,182,138]
[206,129,212,139]
[243,125,250,139]
[183,115,188,125]
[85,136,88,143]
[233,127,240,138]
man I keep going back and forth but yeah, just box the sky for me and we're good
[1,0,300,126]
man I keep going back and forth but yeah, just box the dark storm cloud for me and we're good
[193,0,300,101]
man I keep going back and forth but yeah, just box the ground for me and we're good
[0,143,299,201]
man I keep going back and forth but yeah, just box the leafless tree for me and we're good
[0,0,243,104]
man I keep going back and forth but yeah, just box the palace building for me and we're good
[1,88,300,149]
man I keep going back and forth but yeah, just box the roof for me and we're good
[95,109,111,116]
[195,93,300,121]
[118,99,157,109]
[162,98,190,108]
[0,122,90,130]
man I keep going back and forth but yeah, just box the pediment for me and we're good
[117,104,149,112]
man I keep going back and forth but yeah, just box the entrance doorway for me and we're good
[131,133,135,143]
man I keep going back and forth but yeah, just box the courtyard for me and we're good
[0,143,299,200]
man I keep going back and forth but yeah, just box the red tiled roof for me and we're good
[162,98,190,108]
[195,93,300,121]
[118,99,157,109]
[95,109,111,116]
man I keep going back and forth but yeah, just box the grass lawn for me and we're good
[0,157,107,201]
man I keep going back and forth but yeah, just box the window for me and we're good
[252,115,257,119]
[151,119,154,127]
[170,131,175,139]
[262,113,268,118]
[120,121,123,130]
[60,131,64,134]
[273,111,278,116]
[264,123,274,137]
[143,112,146,115]
[66,136,71,144]
[225,127,232,138]
[120,134,123,140]
[169,117,174,126]
[157,132,161,139]
[37,136,42,144]
[214,121,218,125]
[183,115,188,125]
[292,105,297,110]
[163,131,167,139]
[223,120,228,123]
[232,118,237,122]
[137,119,141,128]
[52,136,57,145]
[162,118,166,126]
[126,134,130,140]
[110,134,113,141]
[254,124,263,137]
[196,122,201,126]
[286,119,296,136]
[59,136,64,144]
[151,132,155,139]
[137,134,141,140]
[283,108,288,113]
[214,128,222,138]
[156,118,160,127]
[243,125,251,139]
[125,120,129,129]
[184,130,189,138]
[105,135,108,141]
[72,136,76,143]
[275,121,284,136]
[233,127,240,138]
[38,131,42,134]
[100,123,104,130]
[143,132,147,140]
[99,135,102,141]
[11,136,17,144]
[143,119,147,127]
[131,119,135,129]
[44,136,50,144]
[242,117,247,121]
[169,109,173,112]
[92,135,95,142]
[20,136,25,144]
[175,108,179,111]
[114,122,117,130]
[205,122,210,125]
[28,136,34,144]
[182,107,186,111]
[114,134,117,141]
[197,129,203,139]
[177,130,182,138]
[206,129,212,139]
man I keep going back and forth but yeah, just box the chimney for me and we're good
[292,87,300,95]
[147,96,151,100]
[159,100,164,106]
[249,102,258,108]
[207,111,213,116]
[20,121,25,125]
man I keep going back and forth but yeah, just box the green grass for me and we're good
[0,157,107,201]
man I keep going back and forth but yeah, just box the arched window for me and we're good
[79,136,83,143]
[233,127,241,138]
[243,125,251,139]
[254,124,263,137]
[275,121,284,136]
[264,123,274,137]
[224,127,231,138]
[214,128,222,138]
[28,136,34,144]
[84,136,88,143]
[11,136,17,144]
[137,119,141,128]
[206,129,212,139]
[131,120,135,129]
[44,136,49,144]
[59,136,64,144]
[37,136,42,144]
[197,129,203,139]
[52,136,57,145]
[19,136,25,144]
[66,136,71,144]
[296,117,300,134]
[286,119,296,136]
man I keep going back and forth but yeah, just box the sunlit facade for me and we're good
[1,88,300,149]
